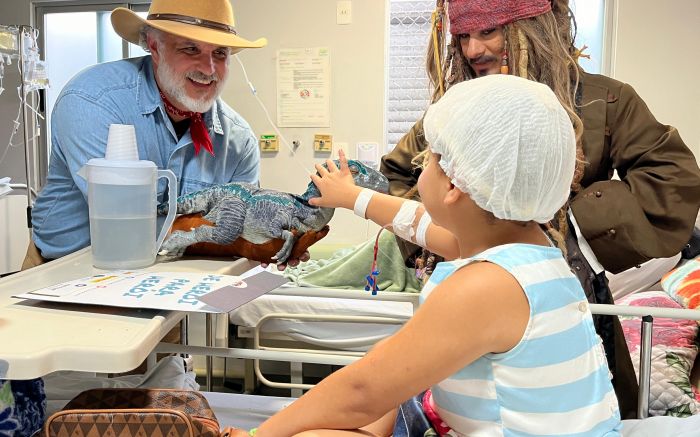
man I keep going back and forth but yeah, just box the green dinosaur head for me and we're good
[341,159,389,193]
[299,159,388,204]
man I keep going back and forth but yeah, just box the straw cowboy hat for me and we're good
[111,0,267,53]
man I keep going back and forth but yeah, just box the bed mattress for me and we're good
[228,285,414,351]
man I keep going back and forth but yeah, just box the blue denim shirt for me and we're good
[32,56,260,259]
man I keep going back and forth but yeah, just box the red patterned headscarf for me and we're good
[448,0,552,35]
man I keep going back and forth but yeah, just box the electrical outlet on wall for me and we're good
[259,134,279,152]
[314,134,333,152]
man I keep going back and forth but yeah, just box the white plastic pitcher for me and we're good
[80,124,177,269]
[85,159,177,269]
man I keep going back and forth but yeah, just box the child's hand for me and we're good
[308,150,361,210]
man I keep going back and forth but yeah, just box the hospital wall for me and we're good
[0,0,699,261]
[227,0,386,250]
[612,0,700,158]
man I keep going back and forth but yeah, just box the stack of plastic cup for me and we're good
[104,124,139,161]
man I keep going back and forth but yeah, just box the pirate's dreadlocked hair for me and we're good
[426,0,448,104]
[424,0,586,254]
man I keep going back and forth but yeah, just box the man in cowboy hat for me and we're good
[380,0,700,418]
[8,3,265,432]
[25,0,267,267]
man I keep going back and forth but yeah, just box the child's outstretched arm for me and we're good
[309,150,460,260]
[252,261,530,437]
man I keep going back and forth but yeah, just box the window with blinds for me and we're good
[386,0,434,153]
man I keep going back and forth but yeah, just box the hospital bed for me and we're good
[212,234,700,402]
[230,285,416,394]
[227,279,700,415]
[157,269,700,421]
[160,284,417,395]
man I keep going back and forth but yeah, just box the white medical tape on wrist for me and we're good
[416,210,432,248]
[392,200,421,242]
[353,188,375,218]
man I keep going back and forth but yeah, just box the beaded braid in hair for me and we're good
[425,0,448,104]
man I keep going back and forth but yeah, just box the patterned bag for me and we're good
[43,388,235,437]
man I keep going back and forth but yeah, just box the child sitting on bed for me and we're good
[231,75,622,436]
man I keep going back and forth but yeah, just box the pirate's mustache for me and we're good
[468,55,499,66]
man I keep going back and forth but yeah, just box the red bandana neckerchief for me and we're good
[159,90,215,157]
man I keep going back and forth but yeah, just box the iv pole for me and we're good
[16,25,35,228]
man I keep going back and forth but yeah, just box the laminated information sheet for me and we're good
[277,47,330,127]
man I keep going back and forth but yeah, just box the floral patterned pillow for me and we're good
[618,290,700,417]
[661,258,700,313]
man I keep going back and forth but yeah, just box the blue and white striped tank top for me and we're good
[420,243,622,436]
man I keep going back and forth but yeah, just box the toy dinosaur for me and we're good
[158,160,389,264]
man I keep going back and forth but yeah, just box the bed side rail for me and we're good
[590,304,700,419]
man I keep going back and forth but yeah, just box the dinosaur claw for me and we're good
[273,252,290,264]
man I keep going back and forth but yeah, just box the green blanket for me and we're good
[283,231,422,292]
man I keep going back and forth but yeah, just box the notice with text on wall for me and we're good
[13,270,288,313]
[277,47,331,127]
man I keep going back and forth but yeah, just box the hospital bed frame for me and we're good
[154,289,700,420]
[243,287,417,395]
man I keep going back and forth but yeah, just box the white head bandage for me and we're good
[423,75,576,223]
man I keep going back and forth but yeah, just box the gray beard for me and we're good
[156,60,225,113]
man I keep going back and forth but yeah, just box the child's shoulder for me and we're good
[473,244,570,283]
[424,243,573,309]
[431,243,565,282]
[431,244,582,317]
[425,260,527,308]
[447,259,524,291]
[475,243,564,266]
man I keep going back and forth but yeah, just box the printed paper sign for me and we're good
[12,271,282,313]
[277,47,331,127]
